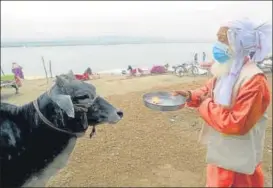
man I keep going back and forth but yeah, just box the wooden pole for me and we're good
[41,56,48,83]
[49,60,53,78]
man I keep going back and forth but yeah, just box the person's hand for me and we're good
[172,90,191,100]
[199,92,211,103]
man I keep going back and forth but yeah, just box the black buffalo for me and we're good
[0,71,123,187]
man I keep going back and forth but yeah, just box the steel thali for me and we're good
[143,91,186,111]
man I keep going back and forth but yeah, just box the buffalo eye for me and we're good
[73,94,89,101]
[90,104,99,112]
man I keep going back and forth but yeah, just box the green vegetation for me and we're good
[1,74,14,81]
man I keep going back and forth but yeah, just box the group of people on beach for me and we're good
[7,63,100,83]
[126,63,169,77]
[194,52,207,64]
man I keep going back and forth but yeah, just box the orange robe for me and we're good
[186,74,271,187]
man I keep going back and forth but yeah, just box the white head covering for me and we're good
[12,62,21,69]
[226,18,272,61]
[215,18,272,107]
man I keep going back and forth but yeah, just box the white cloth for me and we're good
[12,63,21,69]
[225,18,272,62]
[215,18,272,107]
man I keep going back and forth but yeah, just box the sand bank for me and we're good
[1,73,272,187]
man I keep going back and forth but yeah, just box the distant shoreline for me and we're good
[1,41,213,48]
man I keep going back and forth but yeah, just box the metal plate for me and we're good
[143,91,186,111]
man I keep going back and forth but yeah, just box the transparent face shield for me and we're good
[227,29,236,52]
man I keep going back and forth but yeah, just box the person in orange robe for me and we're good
[173,19,272,187]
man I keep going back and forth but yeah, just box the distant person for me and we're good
[12,62,24,79]
[127,65,135,76]
[127,65,144,76]
[194,53,198,64]
[74,67,100,81]
[84,67,92,75]
[203,52,206,62]
[127,65,133,72]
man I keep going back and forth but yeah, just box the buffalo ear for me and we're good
[67,70,76,81]
[55,75,69,87]
[51,94,75,118]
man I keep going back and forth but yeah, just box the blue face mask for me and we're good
[212,42,232,64]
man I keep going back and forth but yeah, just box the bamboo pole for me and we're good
[41,56,48,83]
[49,60,53,78]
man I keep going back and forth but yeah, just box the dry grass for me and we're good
[1,74,272,187]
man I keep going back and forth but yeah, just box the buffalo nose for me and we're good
[117,110,123,118]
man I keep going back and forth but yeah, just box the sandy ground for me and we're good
[1,73,272,187]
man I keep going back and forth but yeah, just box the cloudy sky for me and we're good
[1,1,272,41]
